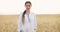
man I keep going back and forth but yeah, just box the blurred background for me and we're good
[0,15,60,32]
[0,0,60,32]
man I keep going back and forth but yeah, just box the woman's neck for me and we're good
[25,10,30,15]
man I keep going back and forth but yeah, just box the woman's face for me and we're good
[25,3,31,10]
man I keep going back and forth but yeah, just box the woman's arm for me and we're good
[17,14,22,32]
[33,14,37,32]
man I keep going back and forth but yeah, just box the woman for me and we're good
[17,1,37,32]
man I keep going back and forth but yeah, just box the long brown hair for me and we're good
[22,1,31,25]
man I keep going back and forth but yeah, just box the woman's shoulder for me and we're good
[18,12,23,18]
[19,11,36,16]
[30,12,36,16]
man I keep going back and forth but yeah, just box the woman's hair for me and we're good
[25,1,31,5]
[22,1,31,24]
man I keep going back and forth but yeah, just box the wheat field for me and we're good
[0,14,60,32]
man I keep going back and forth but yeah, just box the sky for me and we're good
[0,0,60,15]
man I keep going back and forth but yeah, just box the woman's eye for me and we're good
[26,5,30,7]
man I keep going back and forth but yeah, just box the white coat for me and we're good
[17,12,37,32]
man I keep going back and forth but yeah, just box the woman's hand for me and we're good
[26,28,30,32]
